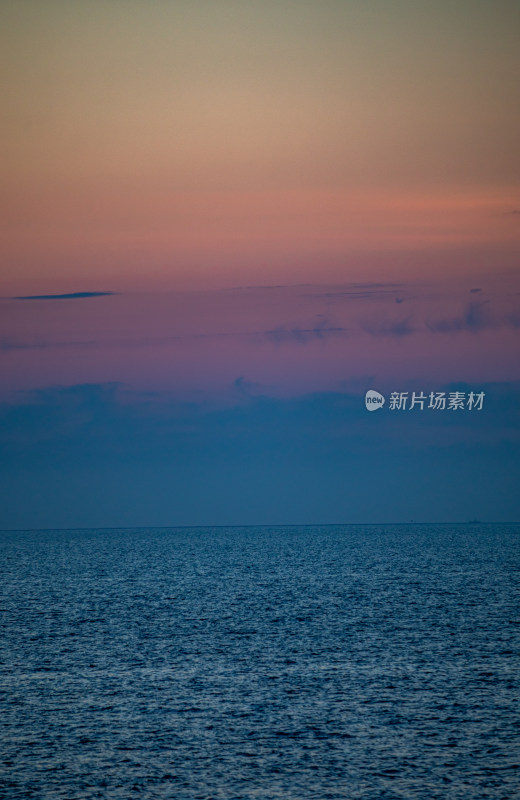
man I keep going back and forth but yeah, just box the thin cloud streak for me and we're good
[13,292,116,301]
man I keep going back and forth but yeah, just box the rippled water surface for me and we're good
[1,524,519,799]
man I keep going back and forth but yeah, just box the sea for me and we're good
[1,524,519,800]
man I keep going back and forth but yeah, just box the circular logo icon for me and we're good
[365,389,385,411]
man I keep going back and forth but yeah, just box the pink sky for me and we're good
[1,2,519,296]
[1,1,519,402]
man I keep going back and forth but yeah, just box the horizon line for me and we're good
[0,520,517,533]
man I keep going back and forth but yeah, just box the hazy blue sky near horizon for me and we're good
[1,1,519,528]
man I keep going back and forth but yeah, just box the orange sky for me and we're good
[1,1,519,293]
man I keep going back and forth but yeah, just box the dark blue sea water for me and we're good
[1,524,519,799]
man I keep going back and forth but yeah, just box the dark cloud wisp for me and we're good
[13,291,116,301]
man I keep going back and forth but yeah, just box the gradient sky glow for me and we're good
[1,1,519,527]
[2,0,520,292]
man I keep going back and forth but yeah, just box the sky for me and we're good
[1,0,519,528]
